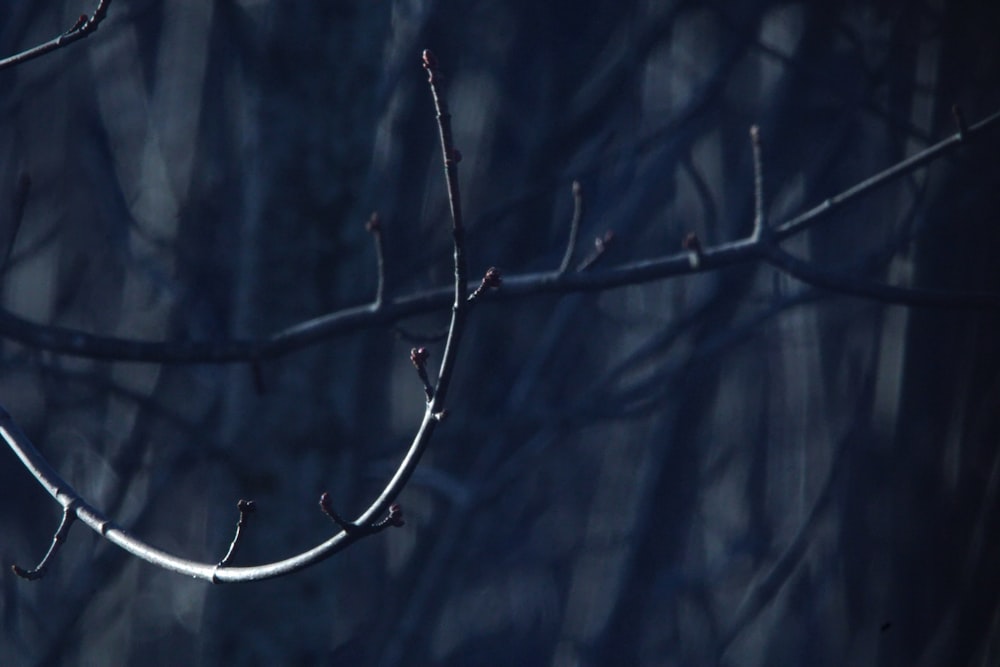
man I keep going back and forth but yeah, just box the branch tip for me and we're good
[371,503,405,531]
[750,123,766,239]
[410,347,435,401]
[422,49,438,71]
[468,267,502,302]
[319,492,359,534]
[12,505,77,581]
[218,498,257,568]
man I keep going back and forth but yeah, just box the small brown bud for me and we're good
[237,499,257,513]
[365,211,381,233]
[388,504,405,527]
[422,49,438,70]
[410,347,429,368]
[482,266,502,288]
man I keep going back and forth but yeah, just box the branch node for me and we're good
[558,180,584,274]
[319,491,361,535]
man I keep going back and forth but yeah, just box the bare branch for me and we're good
[0,49,489,584]
[749,124,766,240]
[366,212,386,308]
[217,499,256,568]
[0,108,996,365]
[410,346,434,402]
[0,0,111,72]
[319,492,360,535]
[558,181,584,274]
[11,502,77,580]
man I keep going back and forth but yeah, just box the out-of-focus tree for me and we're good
[0,1,998,666]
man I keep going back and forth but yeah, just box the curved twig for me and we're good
[3,49,486,583]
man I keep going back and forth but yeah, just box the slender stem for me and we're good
[750,125,766,240]
[0,108,992,365]
[558,181,584,274]
[0,0,111,72]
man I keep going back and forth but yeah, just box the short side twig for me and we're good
[468,266,502,303]
[319,492,404,536]
[11,501,78,580]
[319,492,360,535]
[558,181,584,274]
[0,0,112,72]
[750,124,766,240]
[0,110,994,364]
[410,347,434,402]
[366,212,386,308]
[217,499,256,568]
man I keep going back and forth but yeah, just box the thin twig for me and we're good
[366,212,386,307]
[11,502,77,580]
[0,110,996,363]
[558,181,584,274]
[318,492,360,535]
[217,499,256,568]
[0,0,112,72]
[750,124,766,240]
[410,346,434,402]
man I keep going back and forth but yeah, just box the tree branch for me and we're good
[3,49,488,584]
[0,108,995,365]
[0,0,111,72]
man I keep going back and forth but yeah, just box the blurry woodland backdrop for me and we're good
[0,1,998,666]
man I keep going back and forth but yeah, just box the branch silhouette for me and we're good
[0,108,996,365]
[1,15,998,583]
[3,50,498,583]
[0,0,111,72]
